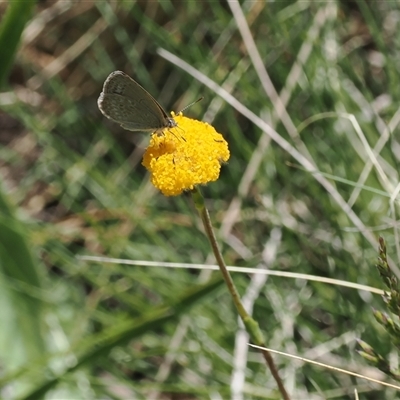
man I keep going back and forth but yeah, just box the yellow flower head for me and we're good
[142,114,230,196]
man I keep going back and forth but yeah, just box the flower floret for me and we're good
[142,114,229,196]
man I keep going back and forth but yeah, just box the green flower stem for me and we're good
[192,187,290,400]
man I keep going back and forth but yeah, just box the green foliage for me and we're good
[358,238,400,381]
[0,191,45,369]
[0,1,37,87]
[1,1,400,399]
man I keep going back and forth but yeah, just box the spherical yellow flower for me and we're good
[142,114,230,196]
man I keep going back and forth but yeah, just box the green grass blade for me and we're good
[0,1,37,86]
[0,188,45,371]
[18,276,223,400]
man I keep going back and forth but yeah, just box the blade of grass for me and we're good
[17,276,223,400]
[0,1,37,86]
[0,188,45,370]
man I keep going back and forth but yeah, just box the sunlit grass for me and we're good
[1,1,400,399]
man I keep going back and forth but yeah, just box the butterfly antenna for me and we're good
[177,97,204,114]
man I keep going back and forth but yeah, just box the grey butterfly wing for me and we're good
[98,93,165,131]
[98,71,168,132]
